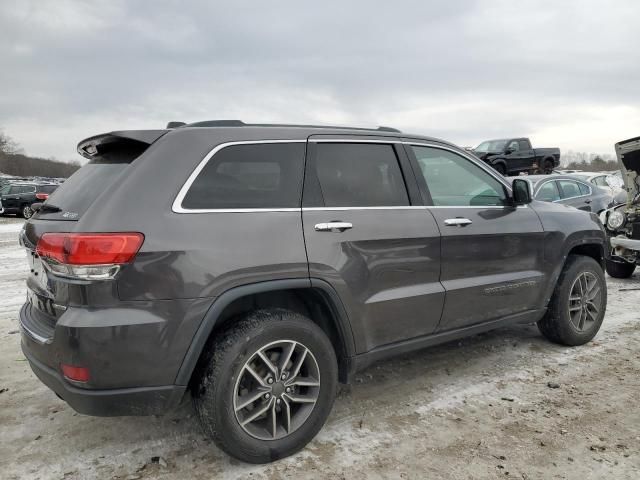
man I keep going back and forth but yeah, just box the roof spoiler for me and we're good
[77,130,167,160]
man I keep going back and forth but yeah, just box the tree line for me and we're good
[0,131,80,178]
[561,150,619,172]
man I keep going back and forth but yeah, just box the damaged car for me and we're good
[599,136,640,278]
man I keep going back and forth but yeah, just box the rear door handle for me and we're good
[314,222,353,232]
[444,218,473,227]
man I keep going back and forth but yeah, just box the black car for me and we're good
[0,183,58,218]
[472,137,560,175]
[19,121,607,463]
[506,174,613,213]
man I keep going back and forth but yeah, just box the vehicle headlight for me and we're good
[607,210,626,230]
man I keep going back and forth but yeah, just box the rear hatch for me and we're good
[20,130,166,340]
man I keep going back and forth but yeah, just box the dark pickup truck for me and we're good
[472,138,560,176]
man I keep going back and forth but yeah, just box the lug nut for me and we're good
[267,377,274,384]
[276,398,281,405]
[281,373,287,380]
[285,387,292,393]
[264,393,271,399]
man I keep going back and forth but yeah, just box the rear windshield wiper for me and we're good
[33,203,62,213]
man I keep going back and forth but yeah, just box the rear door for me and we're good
[405,142,546,331]
[557,179,592,211]
[302,136,444,353]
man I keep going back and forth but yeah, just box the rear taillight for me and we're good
[36,232,144,280]
[61,364,90,382]
[35,193,49,200]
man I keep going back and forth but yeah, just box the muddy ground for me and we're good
[0,216,639,479]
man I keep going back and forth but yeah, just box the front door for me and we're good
[302,137,444,353]
[406,143,547,332]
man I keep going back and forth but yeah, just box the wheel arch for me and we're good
[175,278,357,387]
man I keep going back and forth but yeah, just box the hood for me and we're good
[615,136,640,206]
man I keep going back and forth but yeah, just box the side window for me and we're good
[558,180,582,199]
[411,146,507,206]
[508,140,519,151]
[578,182,591,195]
[314,143,409,207]
[535,181,561,201]
[518,140,530,151]
[181,143,305,209]
[592,176,606,187]
[0,185,10,195]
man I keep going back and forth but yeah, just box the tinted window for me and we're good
[558,180,582,199]
[182,143,305,209]
[10,185,35,194]
[507,141,519,151]
[592,176,607,187]
[0,185,9,195]
[536,181,561,201]
[37,185,58,194]
[411,146,506,206]
[315,143,409,207]
[42,164,129,219]
[518,140,530,150]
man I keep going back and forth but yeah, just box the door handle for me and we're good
[314,222,353,232]
[444,218,473,227]
[584,199,592,204]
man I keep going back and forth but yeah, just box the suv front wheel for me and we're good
[193,308,338,463]
[538,255,606,346]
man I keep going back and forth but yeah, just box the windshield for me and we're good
[474,140,507,153]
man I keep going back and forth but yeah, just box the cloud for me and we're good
[0,0,638,160]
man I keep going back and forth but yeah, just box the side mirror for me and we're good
[505,146,515,154]
[512,179,532,204]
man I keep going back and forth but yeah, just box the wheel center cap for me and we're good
[271,382,285,397]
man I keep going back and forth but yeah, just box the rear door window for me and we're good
[558,180,582,199]
[314,143,409,207]
[181,142,305,210]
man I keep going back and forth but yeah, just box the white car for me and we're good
[571,172,625,198]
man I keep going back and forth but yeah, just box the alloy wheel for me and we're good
[568,271,602,331]
[233,340,321,441]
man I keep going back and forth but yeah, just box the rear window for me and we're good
[181,143,305,210]
[40,163,129,219]
[37,185,58,194]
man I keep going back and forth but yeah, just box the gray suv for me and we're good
[19,122,608,463]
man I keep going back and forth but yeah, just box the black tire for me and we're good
[192,308,338,463]
[21,204,33,219]
[494,163,506,176]
[605,258,636,278]
[543,160,554,174]
[538,255,607,346]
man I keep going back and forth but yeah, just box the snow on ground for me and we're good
[0,216,638,479]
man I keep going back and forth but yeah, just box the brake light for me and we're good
[36,233,144,280]
[35,193,49,200]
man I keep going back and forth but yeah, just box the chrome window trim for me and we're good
[174,137,524,213]
[172,140,306,214]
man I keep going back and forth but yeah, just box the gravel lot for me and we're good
[1,216,639,479]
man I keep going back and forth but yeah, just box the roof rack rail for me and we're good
[166,121,186,129]
[376,126,401,133]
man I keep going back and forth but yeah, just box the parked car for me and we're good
[506,175,613,213]
[472,137,560,176]
[0,182,58,218]
[599,136,640,278]
[20,122,607,463]
[571,172,625,198]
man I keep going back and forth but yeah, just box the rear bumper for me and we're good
[22,343,186,416]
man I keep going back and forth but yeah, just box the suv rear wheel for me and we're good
[538,255,606,346]
[21,204,34,219]
[193,308,338,463]
[605,258,636,278]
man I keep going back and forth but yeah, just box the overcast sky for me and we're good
[1,0,639,162]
